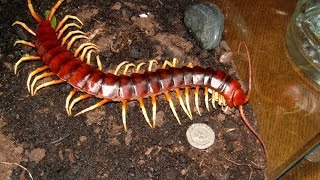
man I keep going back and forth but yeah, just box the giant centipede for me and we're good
[13,0,267,165]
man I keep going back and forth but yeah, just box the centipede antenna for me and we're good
[30,72,55,95]
[75,99,110,117]
[122,100,128,132]
[14,40,35,48]
[27,66,49,92]
[12,21,36,36]
[48,0,65,21]
[151,95,157,128]
[239,105,268,167]
[56,15,83,32]
[27,0,42,23]
[33,79,64,95]
[65,88,77,115]
[164,92,181,125]
[238,42,252,103]
[138,98,152,128]
[14,56,41,74]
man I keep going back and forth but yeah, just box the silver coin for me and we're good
[186,123,215,149]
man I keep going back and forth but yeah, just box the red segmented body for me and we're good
[14,0,267,168]
[36,20,246,106]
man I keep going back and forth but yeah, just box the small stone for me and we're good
[79,136,87,143]
[186,123,215,149]
[184,3,224,49]
[27,148,46,163]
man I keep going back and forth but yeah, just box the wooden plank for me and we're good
[211,0,320,178]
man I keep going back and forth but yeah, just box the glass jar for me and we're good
[286,0,320,85]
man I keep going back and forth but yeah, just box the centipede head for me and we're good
[232,88,246,106]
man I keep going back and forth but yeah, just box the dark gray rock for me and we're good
[184,3,224,50]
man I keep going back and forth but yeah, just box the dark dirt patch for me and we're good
[0,0,266,179]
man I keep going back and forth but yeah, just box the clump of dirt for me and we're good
[0,0,266,179]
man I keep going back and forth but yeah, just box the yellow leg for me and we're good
[195,86,201,116]
[162,60,172,68]
[61,30,86,46]
[122,100,128,132]
[204,87,209,111]
[123,63,135,75]
[162,58,178,68]
[57,23,82,39]
[80,45,96,61]
[172,58,178,67]
[12,21,36,36]
[33,79,64,95]
[222,106,229,112]
[67,35,89,51]
[48,0,65,21]
[151,95,157,128]
[14,56,41,74]
[85,49,96,65]
[138,98,152,128]
[14,40,35,48]
[27,0,41,23]
[27,66,49,92]
[164,91,181,125]
[148,59,158,71]
[135,62,146,73]
[96,55,102,71]
[65,88,77,115]
[68,94,92,115]
[74,43,98,57]
[185,87,192,119]
[211,90,217,109]
[75,99,110,117]
[114,61,129,75]
[56,15,84,32]
[174,89,192,120]
[31,72,55,95]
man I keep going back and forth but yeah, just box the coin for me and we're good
[186,123,215,149]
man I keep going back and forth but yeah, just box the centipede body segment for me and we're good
[13,0,268,165]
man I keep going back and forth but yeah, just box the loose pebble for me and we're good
[184,3,224,49]
[27,148,46,163]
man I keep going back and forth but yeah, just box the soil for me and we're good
[0,0,266,179]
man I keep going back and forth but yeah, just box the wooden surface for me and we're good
[210,0,320,178]
[282,160,320,179]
